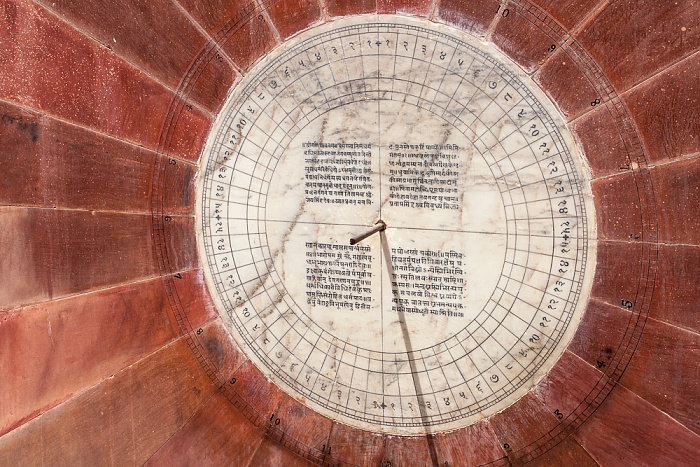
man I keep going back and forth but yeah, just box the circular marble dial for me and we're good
[196,15,595,435]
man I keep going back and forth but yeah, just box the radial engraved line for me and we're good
[376,24,386,406]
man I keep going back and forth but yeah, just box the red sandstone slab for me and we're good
[589,240,643,309]
[383,434,441,466]
[146,390,264,466]
[0,100,167,212]
[266,0,322,40]
[163,215,199,272]
[432,421,505,466]
[162,155,198,215]
[248,436,316,466]
[0,270,215,437]
[570,105,631,178]
[0,103,43,207]
[271,396,333,461]
[436,0,497,36]
[568,300,632,371]
[618,318,700,436]
[488,392,561,455]
[490,7,556,73]
[160,269,219,335]
[325,0,377,16]
[532,351,606,422]
[590,172,644,241]
[529,0,602,31]
[220,15,277,71]
[534,48,600,120]
[0,0,210,159]
[34,0,235,112]
[0,208,155,308]
[229,360,287,427]
[176,0,252,37]
[177,0,277,72]
[164,106,211,162]
[0,337,217,465]
[195,319,247,385]
[325,422,385,466]
[575,0,700,92]
[623,52,700,163]
[574,384,700,465]
[377,0,431,16]
[651,157,700,245]
[650,244,700,333]
[526,436,599,466]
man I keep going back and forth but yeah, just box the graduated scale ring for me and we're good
[196,15,595,436]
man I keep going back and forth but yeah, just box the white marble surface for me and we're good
[196,15,596,435]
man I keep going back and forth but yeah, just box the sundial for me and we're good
[7,0,696,464]
[196,15,595,436]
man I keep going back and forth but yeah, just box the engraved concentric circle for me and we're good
[196,15,596,435]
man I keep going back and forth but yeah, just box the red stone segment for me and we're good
[589,240,643,308]
[33,0,236,112]
[325,0,377,16]
[272,396,333,460]
[228,360,287,426]
[529,0,603,31]
[488,392,561,454]
[266,0,322,40]
[433,421,505,466]
[162,215,199,273]
[590,172,643,241]
[570,105,631,178]
[534,48,600,120]
[436,0,496,36]
[0,103,44,207]
[325,422,385,466]
[0,270,214,438]
[650,244,700,333]
[532,351,606,423]
[574,384,700,465]
[163,269,219,334]
[177,0,277,72]
[623,52,700,163]
[0,0,210,159]
[526,436,599,466]
[618,318,700,436]
[190,58,237,115]
[568,300,632,371]
[377,0,431,16]
[575,0,700,92]
[177,0,252,33]
[651,157,700,245]
[0,208,156,308]
[162,157,198,215]
[220,15,277,71]
[249,436,317,466]
[0,100,166,212]
[195,319,248,384]
[145,390,265,466]
[383,435,442,466]
[0,337,217,465]
[165,107,211,162]
[490,8,556,73]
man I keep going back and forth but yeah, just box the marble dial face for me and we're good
[196,15,596,435]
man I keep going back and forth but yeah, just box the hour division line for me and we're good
[261,218,508,237]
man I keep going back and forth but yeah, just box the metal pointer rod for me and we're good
[349,220,387,245]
